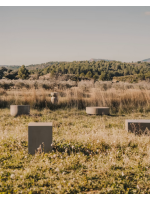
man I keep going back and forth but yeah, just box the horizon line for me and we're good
[0,58,149,66]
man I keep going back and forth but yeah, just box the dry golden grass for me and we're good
[0,84,150,114]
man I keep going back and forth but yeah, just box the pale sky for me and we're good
[0,6,150,65]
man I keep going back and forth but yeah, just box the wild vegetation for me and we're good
[1,60,150,82]
[1,108,150,193]
[0,79,150,114]
[1,71,150,193]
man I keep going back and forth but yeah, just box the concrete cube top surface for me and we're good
[28,122,52,126]
[126,120,150,123]
[86,107,110,115]
[10,105,30,117]
[10,105,30,107]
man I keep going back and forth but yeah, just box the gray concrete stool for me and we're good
[86,107,110,115]
[125,119,150,134]
[28,122,52,155]
[10,105,30,117]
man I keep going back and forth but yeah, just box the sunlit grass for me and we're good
[1,108,150,193]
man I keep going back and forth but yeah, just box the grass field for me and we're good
[1,108,150,193]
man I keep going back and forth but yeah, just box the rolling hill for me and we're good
[89,58,114,62]
[142,58,150,63]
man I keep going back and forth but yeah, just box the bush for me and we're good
[18,65,29,80]
[4,70,18,80]
[0,82,14,90]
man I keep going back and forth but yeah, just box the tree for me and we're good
[69,67,74,74]
[138,73,145,80]
[85,71,92,78]
[145,72,150,79]
[80,73,85,78]
[18,65,29,79]
[107,72,112,80]
[50,69,55,78]
[99,72,107,81]
[124,69,129,76]
[93,72,99,81]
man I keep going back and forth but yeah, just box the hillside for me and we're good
[0,62,60,71]
[89,58,114,62]
[1,59,150,82]
[142,58,150,63]
[0,65,21,70]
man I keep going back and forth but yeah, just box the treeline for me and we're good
[30,60,150,81]
[1,60,150,82]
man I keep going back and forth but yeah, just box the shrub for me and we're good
[18,65,29,80]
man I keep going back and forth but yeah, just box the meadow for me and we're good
[1,80,150,193]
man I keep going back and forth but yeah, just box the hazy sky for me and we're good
[0,6,150,65]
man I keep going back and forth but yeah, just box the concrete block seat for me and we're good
[10,105,30,117]
[28,122,52,155]
[86,107,110,115]
[125,119,150,134]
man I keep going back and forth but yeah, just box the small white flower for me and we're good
[11,174,15,179]
[55,168,59,172]
[137,185,140,190]
[122,172,124,176]
[58,185,61,189]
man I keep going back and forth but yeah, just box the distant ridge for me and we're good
[0,65,21,70]
[142,58,150,63]
[89,58,115,62]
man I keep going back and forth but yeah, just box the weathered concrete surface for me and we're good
[125,119,150,134]
[86,107,110,115]
[28,122,52,155]
[10,105,30,117]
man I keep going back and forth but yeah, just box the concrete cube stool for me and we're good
[28,122,52,155]
[10,105,30,117]
[125,120,150,134]
[86,107,110,115]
